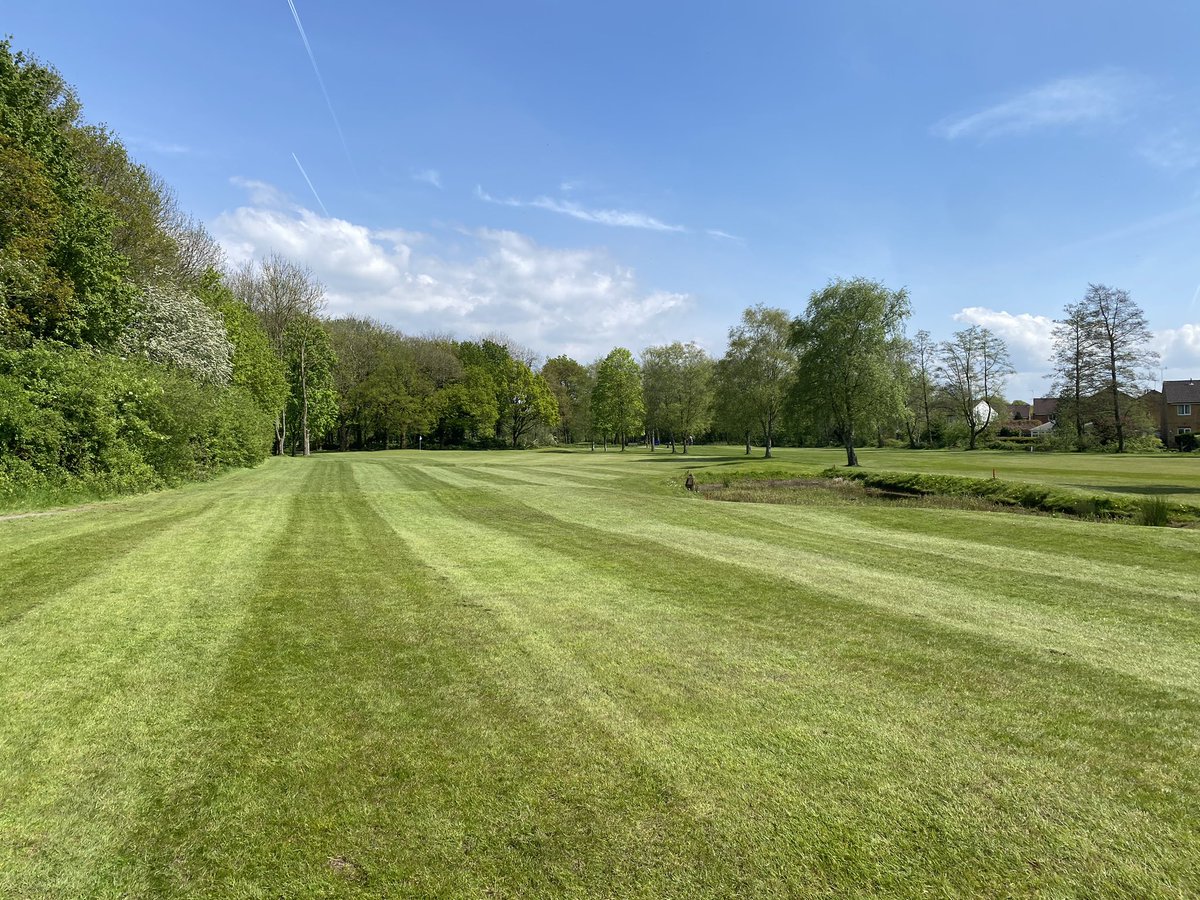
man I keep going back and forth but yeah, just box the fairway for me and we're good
[2,449,1199,897]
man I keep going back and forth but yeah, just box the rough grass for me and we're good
[2,448,1198,897]
[691,445,1200,505]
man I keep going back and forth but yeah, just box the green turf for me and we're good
[2,448,1198,897]
[684,445,1200,505]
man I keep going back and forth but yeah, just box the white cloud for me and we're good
[934,71,1140,141]
[1138,130,1200,173]
[213,181,691,360]
[477,186,688,233]
[952,307,1056,370]
[706,228,744,243]
[412,169,443,189]
[1158,323,1200,376]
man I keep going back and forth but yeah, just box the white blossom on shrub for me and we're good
[120,282,233,384]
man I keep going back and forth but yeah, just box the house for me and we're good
[1031,397,1058,424]
[1161,379,1199,448]
[1008,400,1032,421]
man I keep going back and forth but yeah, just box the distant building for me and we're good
[1161,379,1199,448]
[1031,397,1058,424]
[1008,400,1032,421]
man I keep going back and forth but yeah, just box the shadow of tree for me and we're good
[1076,484,1200,496]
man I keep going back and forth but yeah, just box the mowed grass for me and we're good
[688,445,1200,505]
[1,448,1198,897]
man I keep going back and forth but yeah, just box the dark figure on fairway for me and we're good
[685,471,696,492]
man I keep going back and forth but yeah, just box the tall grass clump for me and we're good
[1135,496,1170,527]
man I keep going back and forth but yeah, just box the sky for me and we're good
[7,0,1200,401]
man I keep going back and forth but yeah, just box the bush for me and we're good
[0,342,273,504]
[1135,497,1170,527]
[1177,433,1198,453]
[1122,434,1165,453]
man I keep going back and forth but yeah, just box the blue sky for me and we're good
[8,1,1200,399]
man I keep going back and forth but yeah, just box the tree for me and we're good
[938,326,1013,450]
[719,305,795,458]
[1079,284,1159,453]
[1049,301,1104,451]
[231,254,326,454]
[541,355,591,444]
[907,329,938,447]
[283,315,337,456]
[591,347,644,450]
[119,282,233,384]
[0,42,135,349]
[500,358,559,448]
[642,342,714,453]
[198,273,289,419]
[789,278,910,466]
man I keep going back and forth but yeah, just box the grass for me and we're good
[1,447,1198,897]
[684,445,1200,505]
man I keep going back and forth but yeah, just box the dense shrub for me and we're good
[0,343,272,503]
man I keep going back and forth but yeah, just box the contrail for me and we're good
[286,0,354,170]
[292,152,330,216]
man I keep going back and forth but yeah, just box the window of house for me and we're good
[1178,404,1192,416]
[1179,427,1193,435]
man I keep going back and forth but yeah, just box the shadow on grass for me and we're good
[633,455,760,466]
[1076,484,1200,496]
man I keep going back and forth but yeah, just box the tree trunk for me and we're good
[764,430,772,459]
[844,432,859,467]
[1109,363,1124,452]
[300,341,311,457]
[744,431,751,455]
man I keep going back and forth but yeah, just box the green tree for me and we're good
[1079,284,1159,453]
[642,342,714,454]
[541,355,591,444]
[591,347,644,450]
[938,326,1013,450]
[500,358,559,448]
[906,329,938,447]
[0,42,135,348]
[790,278,911,467]
[232,254,326,454]
[719,305,795,458]
[1049,300,1104,451]
[283,315,338,456]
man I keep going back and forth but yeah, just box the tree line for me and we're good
[0,40,1169,506]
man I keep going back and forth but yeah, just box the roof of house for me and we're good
[1032,397,1058,418]
[1163,380,1200,404]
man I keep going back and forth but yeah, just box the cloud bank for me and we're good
[213,181,690,361]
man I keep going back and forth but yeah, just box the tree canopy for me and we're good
[790,278,910,466]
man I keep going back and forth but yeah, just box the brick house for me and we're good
[1030,397,1058,424]
[1161,379,1199,448]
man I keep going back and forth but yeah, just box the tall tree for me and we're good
[500,358,559,449]
[591,347,644,450]
[283,315,338,457]
[907,329,938,447]
[642,342,714,454]
[719,305,795,458]
[789,278,911,466]
[541,355,591,444]
[1049,300,1103,451]
[938,326,1014,450]
[231,254,326,454]
[1079,284,1159,453]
